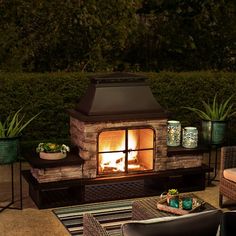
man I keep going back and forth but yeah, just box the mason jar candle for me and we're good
[182,127,198,148]
[167,120,181,147]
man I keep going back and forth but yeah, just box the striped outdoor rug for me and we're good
[53,197,154,236]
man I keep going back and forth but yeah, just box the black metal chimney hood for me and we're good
[68,73,169,122]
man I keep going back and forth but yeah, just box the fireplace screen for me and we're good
[98,128,154,175]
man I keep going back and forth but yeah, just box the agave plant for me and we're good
[0,108,41,138]
[184,94,236,121]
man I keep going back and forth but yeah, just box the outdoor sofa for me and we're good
[83,209,223,236]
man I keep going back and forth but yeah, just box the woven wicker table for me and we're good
[132,195,216,220]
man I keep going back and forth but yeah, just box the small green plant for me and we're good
[0,108,41,138]
[36,143,70,154]
[183,94,236,121]
[168,189,179,195]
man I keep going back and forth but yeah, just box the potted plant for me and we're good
[184,94,236,145]
[36,143,70,160]
[167,189,179,206]
[0,108,41,164]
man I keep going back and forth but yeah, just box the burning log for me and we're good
[128,159,138,165]
[103,166,119,172]
[128,164,143,171]
[116,157,124,164]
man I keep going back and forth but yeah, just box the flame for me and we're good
[100,130,140,173]
[128,130,138,160]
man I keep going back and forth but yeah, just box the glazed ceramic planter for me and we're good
[0,136,20,164]
[202,120,227,145]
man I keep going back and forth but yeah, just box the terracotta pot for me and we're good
[39,152,66,160]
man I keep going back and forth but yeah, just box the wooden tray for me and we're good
[157,195,205,215]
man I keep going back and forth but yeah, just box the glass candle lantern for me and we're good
[167,120,181,147]
[182,127,198,148]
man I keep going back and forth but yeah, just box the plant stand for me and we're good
[0,159,23,213]
[205,120,231,185]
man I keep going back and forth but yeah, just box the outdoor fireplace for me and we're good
[68,73,170,178]
[29,73,203,184]
[25,73,205,208]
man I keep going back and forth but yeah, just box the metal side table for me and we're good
[207,145,220,185]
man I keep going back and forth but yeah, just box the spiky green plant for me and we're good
[168,189,179,195]
[183,94,236,121]
[0,108,41,138]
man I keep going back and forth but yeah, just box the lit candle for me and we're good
[182,127,198,148]
[167,120,181,147]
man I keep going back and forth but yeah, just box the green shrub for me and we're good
[147,71,236,127]
[0,72,89,142]
[0,71,236,149]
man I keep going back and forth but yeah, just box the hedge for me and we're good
[0,71,236,147]
[0,72,89,143]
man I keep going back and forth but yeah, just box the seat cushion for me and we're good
[223,168,236,183]
[121,209,222,236]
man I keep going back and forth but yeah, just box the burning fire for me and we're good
[100,130,140,172]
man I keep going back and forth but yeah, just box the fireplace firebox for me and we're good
[98,127,154,175]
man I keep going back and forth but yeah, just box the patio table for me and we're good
[132,195,216,220]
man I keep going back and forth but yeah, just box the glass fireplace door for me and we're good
[98,130,126,174]
[127,129,154,172]
[98,128,154,175]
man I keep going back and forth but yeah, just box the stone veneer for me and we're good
[31,165,82,183]
[70,117,203,179]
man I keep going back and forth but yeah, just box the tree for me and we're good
[128,0,236,71]
[0,0,235,72]
[0,0,140,72]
